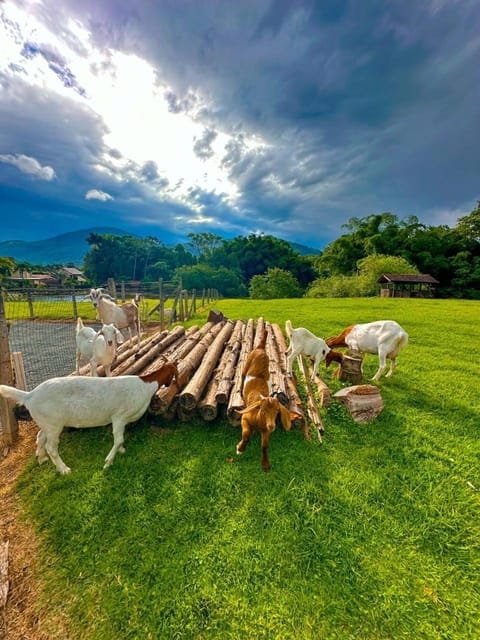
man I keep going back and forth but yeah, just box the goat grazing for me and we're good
[237,330,293,472]
[285,319,332,381]
[0,363,178,474]
[86,288,141,350]
[75,317,124,376]
[325,320,409,381]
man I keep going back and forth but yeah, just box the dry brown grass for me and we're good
[0,422,70,640]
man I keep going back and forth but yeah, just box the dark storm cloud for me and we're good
[193,128,218,160]
[1,0,479,246]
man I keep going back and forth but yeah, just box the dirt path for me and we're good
[0,422,68,640]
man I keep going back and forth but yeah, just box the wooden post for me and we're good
[159,279,164,329]
[0,289,17,443]
[27,289,34,319]
[72,290,78,319]
[297,355,324,442]
[11,352,27,390]
[120,280,126,303]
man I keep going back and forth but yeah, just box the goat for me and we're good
[85,288,141,350]
[285,320,331,381]
[237,330,293,471]
[75,317,124,377]
[0,363,178,474]
[325,320,409,381]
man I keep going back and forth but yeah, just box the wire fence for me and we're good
[1,281,219,392]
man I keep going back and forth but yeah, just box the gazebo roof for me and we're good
[377,273,439,285]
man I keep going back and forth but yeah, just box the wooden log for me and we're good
[313,374,331,408]
[297,355,324,442]
[140,326,199,375]
[270,323,306,431]
[333,384,384,423]
[75,329,160,376]
[111,326,185,376]
[227,318,255,425]
[265,323,289,406]
[198,320,244,420]
[150,322,225,415]
[215,320,245,404]
[178,321,235,411]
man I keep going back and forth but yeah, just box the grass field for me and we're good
[15,297,480,639]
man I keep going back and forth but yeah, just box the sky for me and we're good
[0,0,479,250]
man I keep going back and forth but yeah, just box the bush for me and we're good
[249,268,302,299]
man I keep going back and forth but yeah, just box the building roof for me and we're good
[62,267,84,276]
[377,273,440,285]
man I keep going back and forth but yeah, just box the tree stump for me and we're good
[333,384,384,423]
[207,309,227,323]
[333,351,364,385]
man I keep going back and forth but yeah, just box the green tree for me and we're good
[0,256,15,281]
[174,264,247,297]
[249,268,302,299]
[209,234,315,288]
[307,254,418,298]
[456,201,480,242]
[187,232,223,260]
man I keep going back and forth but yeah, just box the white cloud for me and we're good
[0,153,55,180]
[85,189,113,201]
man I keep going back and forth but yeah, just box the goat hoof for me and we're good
[59,466,71,475]
[236,447,243,456]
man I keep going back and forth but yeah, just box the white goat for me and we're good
[86,288,141,350]
[326,320,409,381]
[0,363,178,474]
[75,317,124,377]
[285,319,331,381]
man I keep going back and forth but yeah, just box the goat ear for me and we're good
[115,330,125,344]
[278,404,293,431]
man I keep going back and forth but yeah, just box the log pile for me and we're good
[73,317,323,436]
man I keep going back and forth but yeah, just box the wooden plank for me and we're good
[0,540,8,609]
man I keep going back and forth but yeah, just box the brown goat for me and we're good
[237,330,293,471]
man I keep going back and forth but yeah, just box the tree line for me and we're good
[2,202,479,298]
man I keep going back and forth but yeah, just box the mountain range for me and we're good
[0,228,320,265]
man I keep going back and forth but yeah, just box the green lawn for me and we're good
[16,297,480,639]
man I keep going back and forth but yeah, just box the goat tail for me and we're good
[285,319,293,338]
[76,316,85,333]
[0,384,30,406]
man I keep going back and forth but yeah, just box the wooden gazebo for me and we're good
[377,273,439,298]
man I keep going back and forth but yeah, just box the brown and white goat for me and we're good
[325,320,408,381]
[86,288,141,350]
[237,330,293,472]
[0,362,178,474]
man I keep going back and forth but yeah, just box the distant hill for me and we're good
[0,227,131,265]
[288,241,321,256]
[0,227,321,266]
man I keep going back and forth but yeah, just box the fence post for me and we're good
[27,289,34,319]
[159,279,164,329]
[72,290,78,319]
[0,289,18,443]
[120,280,126,303]
[107,278,117,300]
